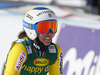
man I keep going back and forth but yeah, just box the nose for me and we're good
[47,30,53,35]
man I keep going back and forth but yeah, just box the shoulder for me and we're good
[8,37,28,56]
[55,44,61,49]
[9,43,27,57]
[55,44,62,55]
[11,37,28,51]
[14,37,28,44]
[11,37,29,48]
[50,43,62,55]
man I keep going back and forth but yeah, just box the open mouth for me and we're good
[45,37,50,40]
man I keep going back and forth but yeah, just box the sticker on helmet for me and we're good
[37,11,54,16]
[26,14,33,20]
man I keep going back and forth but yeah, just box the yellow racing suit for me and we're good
[3,37,63,75]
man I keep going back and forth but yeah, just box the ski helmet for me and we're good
[23,7,57,40]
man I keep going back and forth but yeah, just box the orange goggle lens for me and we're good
[37,21,57,34]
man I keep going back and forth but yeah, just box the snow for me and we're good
[0,11,24,74]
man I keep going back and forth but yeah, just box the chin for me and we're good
[44,42,51,46]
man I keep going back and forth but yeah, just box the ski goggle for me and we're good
[23,20,57,35]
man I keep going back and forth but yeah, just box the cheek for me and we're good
[38,35,44,41]
[52,34,54,38]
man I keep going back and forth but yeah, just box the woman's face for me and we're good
[38,31,54,46]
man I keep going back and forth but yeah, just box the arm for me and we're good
[49,45,63,75]
[4,43,27,75]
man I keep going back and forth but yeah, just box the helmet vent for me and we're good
[30,32,32,34]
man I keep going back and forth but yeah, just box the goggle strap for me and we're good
[23,20,36,30]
